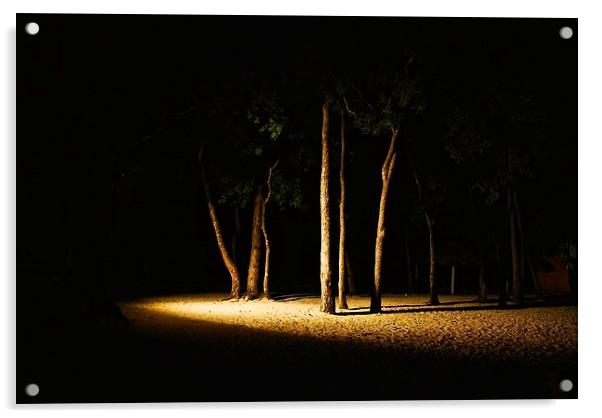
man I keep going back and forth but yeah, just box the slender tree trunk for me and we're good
[450,264,456,295]
[244,191,264,300]
[527,253,539,294]
[425,212,439,305]
[413,170,439,305]
[478,254,487,302]
[512,190,534,300]
[509,188,522,305]
[337,112,348,310]
[492,227,507,307]
[415,261,419,292]
[199,146,241,299]
[261,161,279,299]
[513,190,526,301]
[345,252,356,295]
[371,128,399,313]
[466,176,486,302]
[506,149,522,306]
[320,101,335,314]
[405,226,414,294]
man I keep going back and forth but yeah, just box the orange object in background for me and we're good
[536,256,571,294]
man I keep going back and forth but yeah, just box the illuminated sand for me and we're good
[121,294,577,365]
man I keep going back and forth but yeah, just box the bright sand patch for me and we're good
[121,293,577,365]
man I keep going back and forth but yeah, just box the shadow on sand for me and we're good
[338,295,576,316]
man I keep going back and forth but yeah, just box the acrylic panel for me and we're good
[17,14,577,403]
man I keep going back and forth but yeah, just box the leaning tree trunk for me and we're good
[261,161,279,299]
[199,146,241,299]
[320,101,335,314]
[244,191,264,300]
[425,212,439,305]
[371,128,399,313]
[337,112,349,310]
[509,188,523,305]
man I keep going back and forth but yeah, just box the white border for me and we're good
[2,1,601,417]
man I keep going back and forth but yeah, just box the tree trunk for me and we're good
[412,170,439,306]
[345,252,355,295]
[244,191,264,300]
[478,254,487,302]
[513,190,526,302]
[527,253,539,294]
[425,212,439,305]
[492,225,506,307]
[415,261,419,292]
[199,146,241,299]
[509,189,523,305]
[337,112,348,310]
[320,101,335,314]
[371,128,399,313]
[261,161,279,299]
[450,263,456,295]
[405,226,414,294]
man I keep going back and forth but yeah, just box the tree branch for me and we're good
[343,96,357,118]
[382,128,400,179]
[264,160,280,207]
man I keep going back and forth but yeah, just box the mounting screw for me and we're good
[559,26,573,40]
[25,383,39,397]
[559,379,573,392]
[25,22,40,35]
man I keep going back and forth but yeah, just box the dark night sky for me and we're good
[18,14,576,298]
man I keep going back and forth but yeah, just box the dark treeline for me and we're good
[19,16,576,317]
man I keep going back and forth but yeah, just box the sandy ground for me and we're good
[121,293,577,367]
[19,293,577,402]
